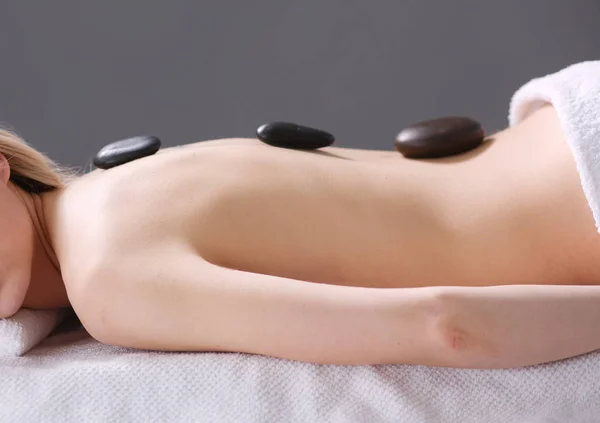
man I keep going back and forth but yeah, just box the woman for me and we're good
[4,61,600,370]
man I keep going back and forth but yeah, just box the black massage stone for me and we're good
[256,122,335,150]
[394,117,485,159]
[93,136,162,169]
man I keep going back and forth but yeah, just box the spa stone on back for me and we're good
[395,117,485,159]
[256,122,335,149]
[93,136,162,169]
[91,117,484,171]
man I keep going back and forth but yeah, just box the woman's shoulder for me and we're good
[53,173,121,286]
[55,150,209,282]
[55,140,275,278]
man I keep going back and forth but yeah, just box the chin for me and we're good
[0,297,23,318]
[0,277,29,318]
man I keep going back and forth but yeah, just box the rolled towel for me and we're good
[509,60,600,232]
[0,308,68,356]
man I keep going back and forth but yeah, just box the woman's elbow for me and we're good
[432,323,501,369]
[425,290,503,369]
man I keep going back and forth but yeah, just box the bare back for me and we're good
[57,105,600,292]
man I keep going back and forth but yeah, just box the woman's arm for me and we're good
[77,253,457,366]
[76,251,600,368]
[440,284,600,369]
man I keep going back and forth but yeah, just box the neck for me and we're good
[14,185,70,309]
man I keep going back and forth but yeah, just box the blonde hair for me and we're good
[0,128,77,194]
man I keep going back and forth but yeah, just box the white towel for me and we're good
[509,60,600,231]
[0,308,66,356]
[1,334,599,423]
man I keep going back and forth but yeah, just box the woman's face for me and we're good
[0,157,34,318]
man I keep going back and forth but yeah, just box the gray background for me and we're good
[1,0,599,169]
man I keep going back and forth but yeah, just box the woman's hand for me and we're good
[440,284,600,369]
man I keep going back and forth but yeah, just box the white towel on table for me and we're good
[0,308,66,356]
[509,60,600,231]
[1,334,599,423]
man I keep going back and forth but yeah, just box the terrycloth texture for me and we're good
[509,60,600,231]
[0,308,66,356]
[1,331,600,423]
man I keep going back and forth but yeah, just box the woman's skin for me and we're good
[4,104,600,368]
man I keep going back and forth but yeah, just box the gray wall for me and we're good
[2,1,600,168]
